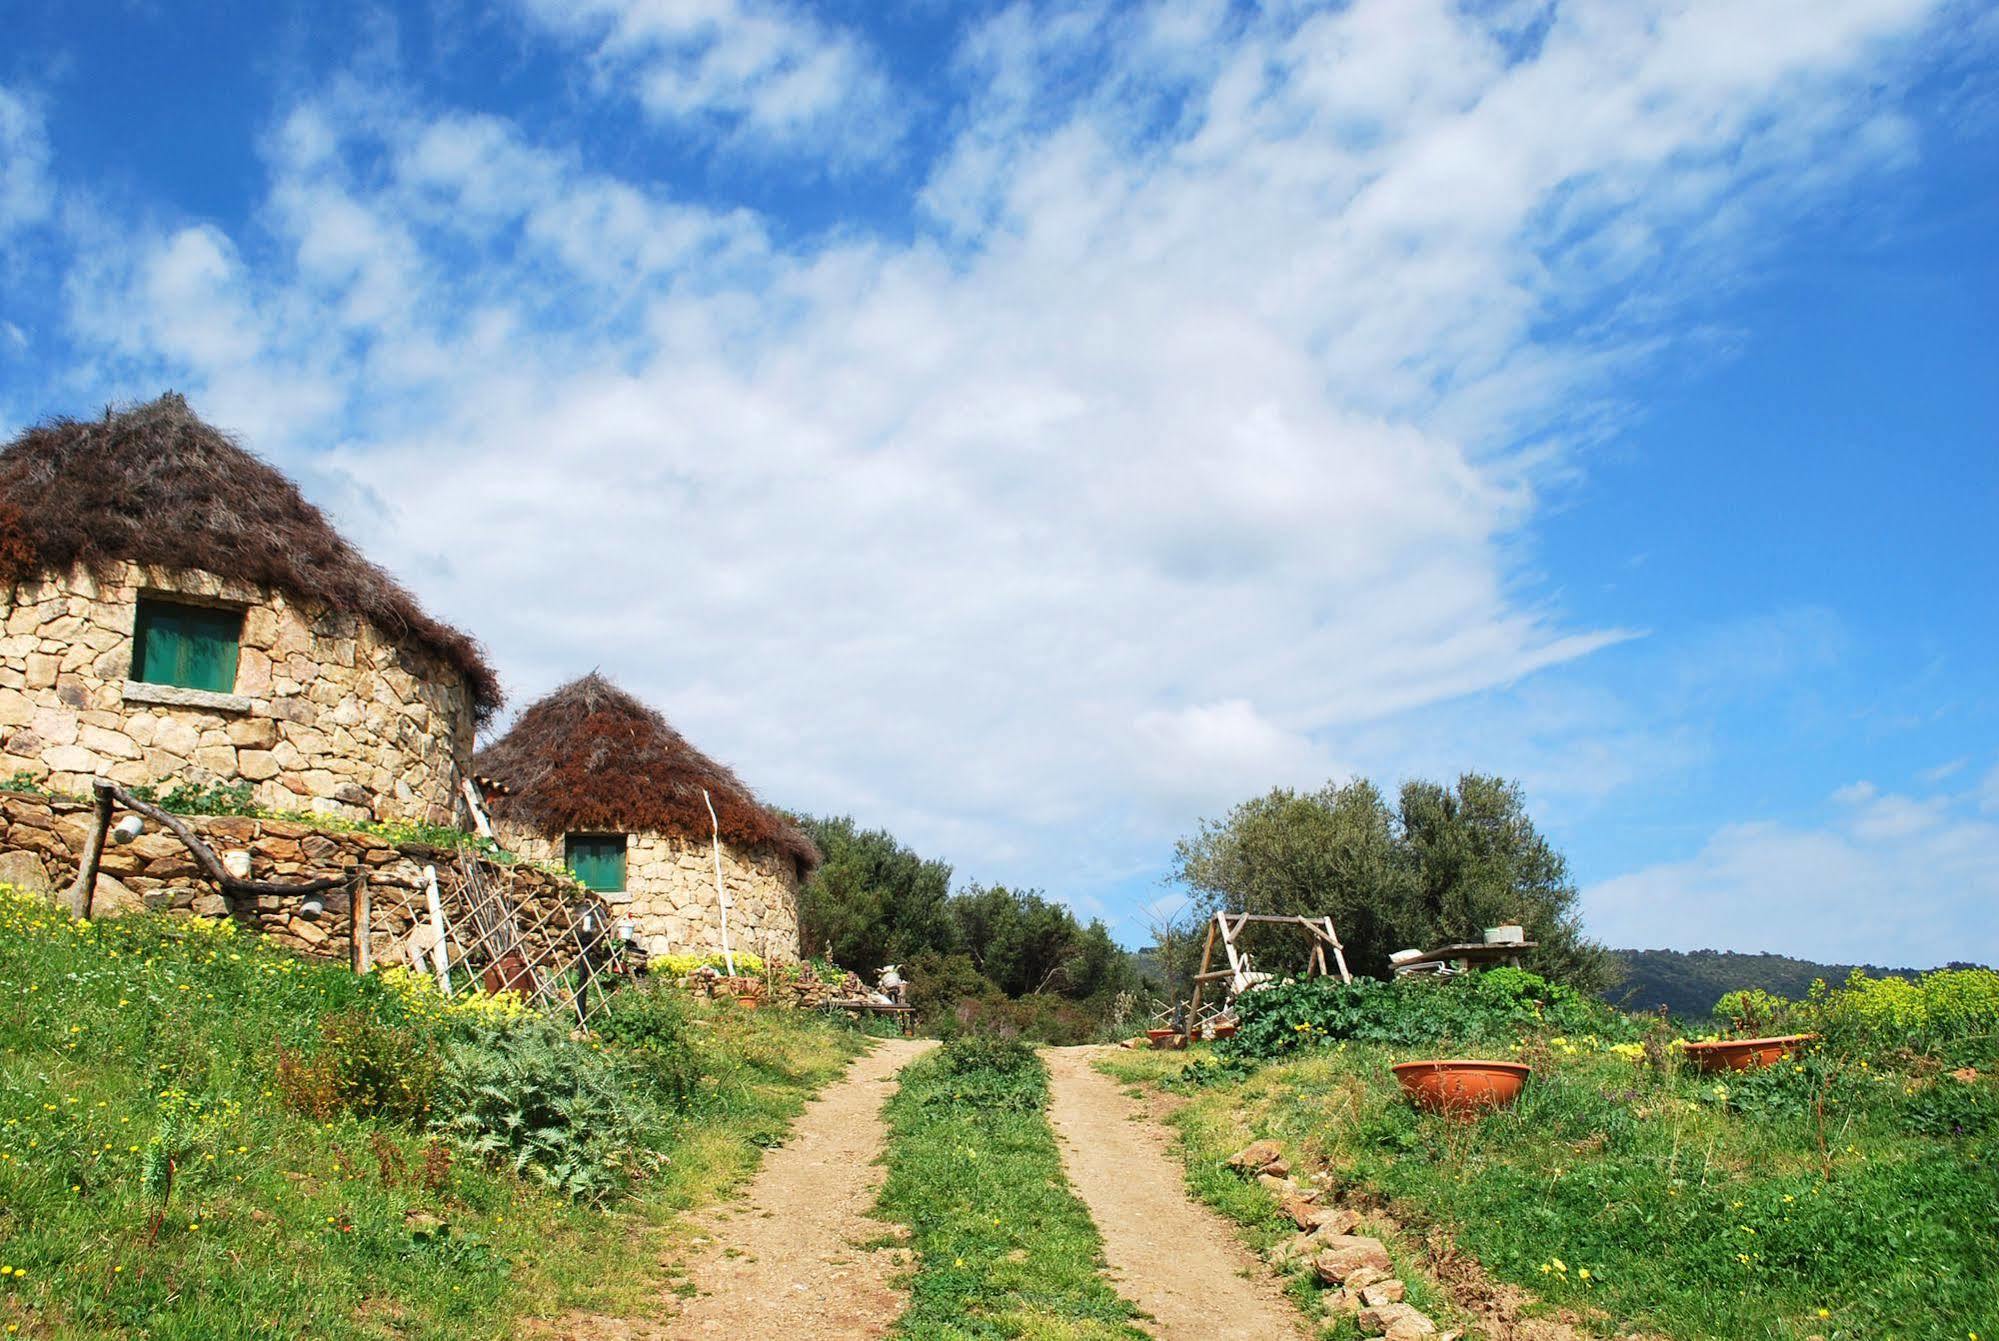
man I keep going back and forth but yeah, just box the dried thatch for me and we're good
[0,393,501,717]
[475,674,819,871]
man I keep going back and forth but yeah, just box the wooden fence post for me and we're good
[423,865,453,995]
[352,872,372,974]
[63,780,115,919]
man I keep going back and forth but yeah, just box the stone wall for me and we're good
[0,790,596,969]
[499,824,803,963]
[0,563,476,824]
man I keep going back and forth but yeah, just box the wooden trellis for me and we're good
[65,777,629,1027]
[1185,911,1352,1035]
[402,849,627,1026]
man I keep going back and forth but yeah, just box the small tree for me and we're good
[1396,774,1611,991]
[1170,778,1414,977]
[1170,772,1612,990]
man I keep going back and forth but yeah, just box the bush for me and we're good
[376,964,532,1029]
[274,1007,439,1123]
[1712,986,1797,1036]
[433,1022,650,1202]
[652,950,766,978]
[591,983,702,1106]
[1226,967,1638,1060]
[1809,968,1999,1063]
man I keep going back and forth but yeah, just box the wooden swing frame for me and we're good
[1185,911,1352,1037]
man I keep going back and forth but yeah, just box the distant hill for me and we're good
[1606,948,1947,1019]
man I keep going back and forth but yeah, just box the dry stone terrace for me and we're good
[0,562,477,825]
[0,789,591,966]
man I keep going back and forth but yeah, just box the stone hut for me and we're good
[473,674,819,962]
[0,393,501,823]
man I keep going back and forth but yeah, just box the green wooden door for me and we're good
[131,599,243,693]
[565,834,628,892]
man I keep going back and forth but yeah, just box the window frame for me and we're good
[564,832,629,893]
[129,594,246,695]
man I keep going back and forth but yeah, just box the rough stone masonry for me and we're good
[0,563,476,825]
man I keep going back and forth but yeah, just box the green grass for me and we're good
[0,888,862,1339]
[1101,1038,1999,1341]
[876,1039,1145,1340]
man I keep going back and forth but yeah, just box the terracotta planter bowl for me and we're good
[1210,1022,1239,1041]
[1392,1060,1532,1116]
[1681,1034,1816,1073]
[735,995,761,1010]
[1146,1027,1186,1049]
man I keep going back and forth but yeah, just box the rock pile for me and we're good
[1225,1140,1457,1340]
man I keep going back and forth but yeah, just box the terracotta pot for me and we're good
[1391,1059,1532,1116]
[736,995,761,1010]
[1681,1034,1816,1073]
[1210,1022,1239,1041]
[1146,1027,1185,1049]
[482,954,535,997]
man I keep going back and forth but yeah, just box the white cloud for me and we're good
[1584,775,1999,965]
[45,0,1963,917]
[511,0,899,158]
[0,85,52,239]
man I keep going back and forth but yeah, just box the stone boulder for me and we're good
[87,872,146,918]
[1313,1235,1393,1286]
[1225,1139,1285,1173]
[1358,1301,1436,1338]
[0,849,54,899]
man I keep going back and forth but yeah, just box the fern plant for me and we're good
[432,1023,650,1202]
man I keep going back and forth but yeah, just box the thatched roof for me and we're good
[0,393,501,717]
[475,673,819,871]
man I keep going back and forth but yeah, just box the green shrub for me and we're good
[1711,986,1796,1036]
[274,1007,439,1123]
[591,983,702,1106]
[433,1022,650,1202]
[1705,1047,1864,1121]
[1809,968,1999,1062]
[926,1036,1045,1111]
[130,778,261,816]
[1226,967,1637,1059]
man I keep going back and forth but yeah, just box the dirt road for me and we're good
[1043,1047,1308,1341]
[666,1037,934,1340]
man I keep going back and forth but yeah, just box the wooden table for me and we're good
[1390,941,1538,976]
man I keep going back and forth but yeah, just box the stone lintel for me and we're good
[121,681,255,714]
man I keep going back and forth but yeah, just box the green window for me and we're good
[131,597,243,694]
[566,834,627,892]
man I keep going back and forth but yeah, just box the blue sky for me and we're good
[2,0,1994,966]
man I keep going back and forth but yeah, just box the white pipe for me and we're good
[703,789,737,977]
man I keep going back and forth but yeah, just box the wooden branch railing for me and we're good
[63,778,350,918]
